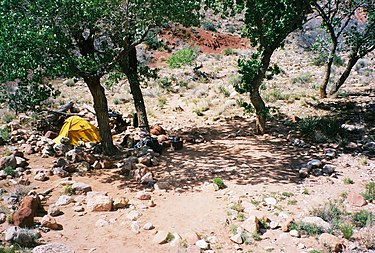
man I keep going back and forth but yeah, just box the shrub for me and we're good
[362,182,375,202]
[218,85,230,97]
[3,167,16,177]
[1,111,16,123]
[166,232,175,242]
[352,210,374,228]
[237,212,246,221]
[167,48,198,68]
[200,21,217,32]
[290,73,313,84]
[158,98,167,108]
[252,232,261,241]
[289,222,325,236]
[343,177,354,184]
[62,185,74,196]
[311,202,344,224]
[0,127,10,143]
[213,177,225,189]
[298,117,345,142]
[223,48,236,56]
[340,224,354,239]
[193,108,204,116]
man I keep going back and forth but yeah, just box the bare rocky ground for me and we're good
[0,27,374,253]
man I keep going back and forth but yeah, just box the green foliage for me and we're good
[0,247,16,253]
[1,111,16,124]
[0,127,10,143]
[144,30,166,50]
[311,202,344,228]
[252,232,261,241]
[166,232,175,243]
[63,185,74,196]
[201,21,217,32]
[213,177,226,189]
[289,222,325,236]
[362,182,375,202]
[3,167,16,177]
[298,117,345,142]
[218,85,230,97]
[237,212,246,222]
[340,224,354,239]
[281,192,294,197]
[343,177,354,184]
[222,48,236,56]
[167,48,198,68]
[230,202,244,212]
[241,231,251,245]
[352,210,374,228]
[236,98,254,114]
[193,108,204,116]
[290,73,313,84]
[309,250,324,253]
[158,98,167,108]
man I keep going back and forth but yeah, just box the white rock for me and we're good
[264,197,277,206]
[32,243,74,253]
[302,217,331,231]
[131,221,140,234]
[55,195,73,206]
[153,230,169,244]
[143,222,154,230]
[230,234,243,244]
[195,239,209,249]
[95,218,109,227]
[290,229,300,238]
[86,192,113,212]
[126,210,141,221]
[170,233,182,247]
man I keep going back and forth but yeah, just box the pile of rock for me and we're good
[298,149,337,178]
[0,150,30,180]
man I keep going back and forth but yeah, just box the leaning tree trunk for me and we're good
[119,47,150,131]
[329,54,359,98]
[84,76,119,155]
[319,43,337,98]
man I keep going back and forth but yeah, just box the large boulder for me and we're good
[0,154,17,169]
[86,192,113,212]
[5,226,40,246]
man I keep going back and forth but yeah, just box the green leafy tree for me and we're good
[312,0,374,98]
[206,0,313,133]
[0,0,202,154]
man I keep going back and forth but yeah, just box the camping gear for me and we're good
[53,116,100,146]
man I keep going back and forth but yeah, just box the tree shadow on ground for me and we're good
[98,114,313,191]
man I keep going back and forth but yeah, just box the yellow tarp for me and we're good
[53,116,100,146]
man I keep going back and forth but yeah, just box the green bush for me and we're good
[0,127,10,143]
[200,21,217,32]
[352,210,374,228]
[340,224,354,239]
[3,167,16,177]
[223,48,236,56]
[213,177,226,189]
[218,85,230,97]
[311,202,344,224]
[298,117,345,142]
[167,48,198,68]
[362,182,375,202]
[289,222,325,236]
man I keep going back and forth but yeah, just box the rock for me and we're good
[32,243,75,253]
[143,222,154,230]
[269,221,279,229]
[196,239,209,249]
[55,195,74,206]
[289,229,300,238]
[302,217,331,231]
[100,158,113,169]
[131,221,140,234]
[53,167,69,177]
[140,172,155,184]
[86,192,113,212]
[0,155,17,169]
[56,157,69,167]
[20,144,34,155]
[299,167,310,178]
[5,226,39,246]
[170,233,182,247]
[282,218,295,232]
[54,143,73,156]
[136,192,152,200]
[324,149,336,159]
[95,218,109,227]
[126,210,141,221]
[264,197,277,206]
[347,192,367,207]
[72,182,92,194]
[230,234,243,244]
[322,164,335,175]
[241,215,259,233]
[41,215,61,230]
[150,125,165,135]
[307,159,323,169]
[73,205,84,212]
[60,137,70,145]
[13,195,42,228]
[153,230,169,244]
[0,213,6,223]
[138,155,152,166]
[48,205,63,217]
[34,170,48,181]
[15,156,28,167]
[113,197,129,209]
[319,233,345,252]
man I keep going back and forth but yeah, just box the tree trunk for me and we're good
[319,45,337,98]
[249,49,273,134]
[119,47,150,131]
[329,54,359,98]
[250,89,266,134]
[84,76,119,155]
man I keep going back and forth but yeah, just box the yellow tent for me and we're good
[53,116,101,146]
